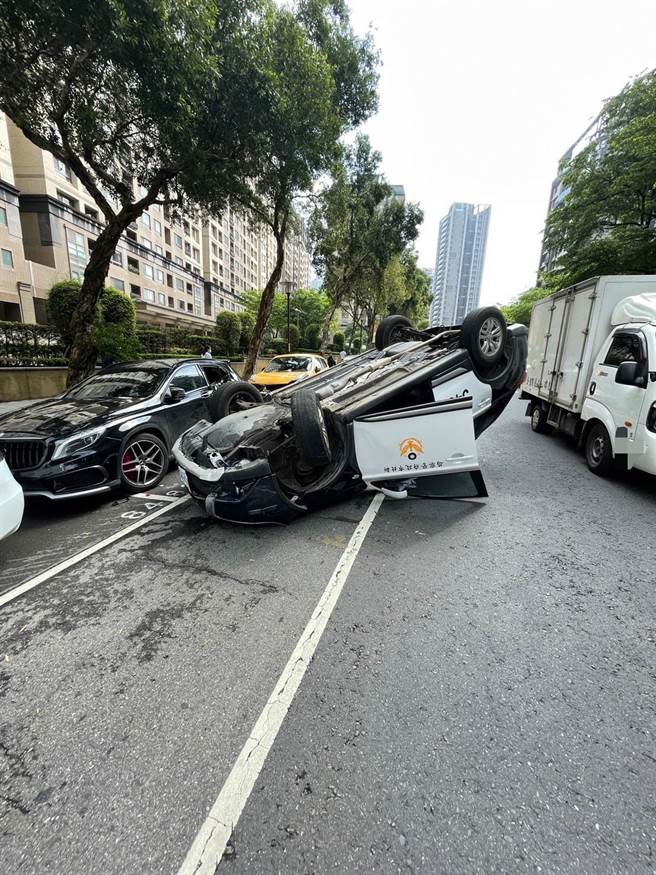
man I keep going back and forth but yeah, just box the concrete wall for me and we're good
[0,359,273,401]
[0,367,67,401]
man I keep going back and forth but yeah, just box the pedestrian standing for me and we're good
[201,345,212,359]
[327,354,336,367]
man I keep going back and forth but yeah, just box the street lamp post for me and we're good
[280,280,293,353]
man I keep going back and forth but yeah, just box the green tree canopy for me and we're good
[215,310,242,356]
[500,287,551,326]
[543,69,656,289]
[0,0,276,384]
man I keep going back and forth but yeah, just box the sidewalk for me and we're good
[0,399,46,416]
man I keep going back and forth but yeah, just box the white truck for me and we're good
[521,275,656,476]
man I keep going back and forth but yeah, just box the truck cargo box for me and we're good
[525,275,656,412]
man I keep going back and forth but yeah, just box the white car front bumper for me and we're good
[0,457,25,541]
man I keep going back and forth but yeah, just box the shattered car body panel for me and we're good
[173,316,528,524]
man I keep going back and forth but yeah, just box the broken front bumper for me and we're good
[173,434,302,525]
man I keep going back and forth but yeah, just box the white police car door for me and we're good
[353,397,485,496]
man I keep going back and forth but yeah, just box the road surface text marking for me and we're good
[177,492,385,875]
[0,496,189,609]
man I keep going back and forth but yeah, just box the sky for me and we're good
[347,0,656,306]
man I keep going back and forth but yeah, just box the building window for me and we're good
[168,296,174,308]
[143,264,154,279]
[109,277,125,291]
[183,220,190,236]
[65,229,86,279]
[184,241,191,256]
[55,158,72,180]
[193,247,200,262]
[174,256,183,266]
[142,288,155,302]
[154,219,162,235]
[140,237,152,249]
[0,206,6,226]
[166,273,173,288]
[187,303,193,312]
[177,300,185,310]
[110,250,123,266]
[192,227,200,243]
[1,248,14,268]
[157,292,166,306]
[127,256,139,274]
[174,233,183,248]
[142,213,151,229]
[57,190,79,211]
[175,277,184,291]
[211,243,218,257]
[155,268,164,283]
[84,205,99,221]
[155,244,163,255]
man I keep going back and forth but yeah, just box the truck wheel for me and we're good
[585,423,614,476]
[530,404,553,435]
[291,389,332,467]
[375,315,413,350]
[458,307,507,370]
[208,381,262,422]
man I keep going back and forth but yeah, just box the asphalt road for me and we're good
[1,399,655,874]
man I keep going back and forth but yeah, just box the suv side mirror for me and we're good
[165,385,186,403]
[615,361,646,387]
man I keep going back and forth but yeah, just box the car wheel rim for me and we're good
[590,434,605,464]
[479,318,503,357]
[121,439,165,487]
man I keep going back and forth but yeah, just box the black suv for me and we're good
[0,358,239,499]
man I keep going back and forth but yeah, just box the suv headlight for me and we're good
[51,426,106,461]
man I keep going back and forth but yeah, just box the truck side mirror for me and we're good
[615,361,646,387]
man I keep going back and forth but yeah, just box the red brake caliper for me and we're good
[123,448,135,480]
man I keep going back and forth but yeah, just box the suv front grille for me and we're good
[0,439,47,471]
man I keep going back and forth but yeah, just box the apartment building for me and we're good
[0,114,312,328]
[429,202,491,327]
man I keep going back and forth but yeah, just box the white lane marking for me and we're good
[0,496,190,609]
[177,492,385,875]
[136,492,184,503]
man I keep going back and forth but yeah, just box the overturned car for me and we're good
[173,307,528,524]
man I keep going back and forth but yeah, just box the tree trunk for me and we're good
[320,299,339,346]
[66,219,129,386]
[242,228,286,381]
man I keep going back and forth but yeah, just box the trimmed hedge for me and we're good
[0,320,65,367]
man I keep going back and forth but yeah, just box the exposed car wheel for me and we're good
[209,381,262,422]
[120,432,168,493]
[585,423,615,476]
[458,307,507,370]
[291,389,332,467]
[375,314,413,351]
[530,404,553,435]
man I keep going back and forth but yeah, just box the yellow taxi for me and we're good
[250,353,328,390]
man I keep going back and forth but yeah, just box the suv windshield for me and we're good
[66,368,167,401]
[264,356,312,373]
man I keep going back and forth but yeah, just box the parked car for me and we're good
[521,275,656,476]
[0,450,24,540]
[174,308,528,524]
[250,354,329,391]
[0,358,240,499]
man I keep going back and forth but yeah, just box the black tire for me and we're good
[375,314,413,351]
[120,432,168,494]
[585,423,615,476]
[208,381,262,422]
[291,389,332,467]
[530,404,553,435]
[458,306,507,370]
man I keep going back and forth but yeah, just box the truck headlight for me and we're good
[51,426,106,461]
